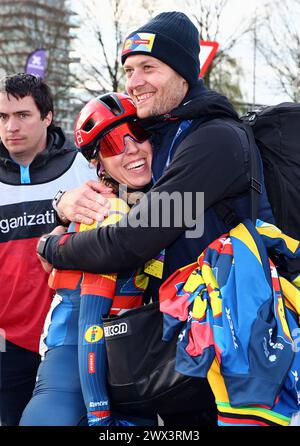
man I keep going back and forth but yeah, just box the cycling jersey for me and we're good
[21,197,149,426]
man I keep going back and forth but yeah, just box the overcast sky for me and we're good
[72,0,294,106]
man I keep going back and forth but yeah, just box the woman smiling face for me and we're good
[99,136,152,190]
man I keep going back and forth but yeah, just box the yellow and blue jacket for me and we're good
[160,219,300,426]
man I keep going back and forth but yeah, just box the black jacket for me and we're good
[44,83,273,277]
[0,126,77,185]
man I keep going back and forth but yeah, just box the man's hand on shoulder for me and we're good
[56,180,113,225]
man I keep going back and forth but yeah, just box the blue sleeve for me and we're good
[78,273,139,426]
[78,291,113,426]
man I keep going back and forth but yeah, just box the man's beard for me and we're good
[149,88,185,117]
[135,82,187,119]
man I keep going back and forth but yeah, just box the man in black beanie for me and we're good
[39,11,274,427]
[121,11,200,118]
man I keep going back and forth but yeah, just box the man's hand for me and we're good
[50,225,68,236]
[37,225,68,273]
[56,180,113,225]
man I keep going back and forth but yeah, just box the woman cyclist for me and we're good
[20,93,154,426]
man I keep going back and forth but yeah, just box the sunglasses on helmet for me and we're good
[83,121,149,161]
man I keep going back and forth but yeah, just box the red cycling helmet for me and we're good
[74,92,138,157]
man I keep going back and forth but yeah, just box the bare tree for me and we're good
[186,0,256,110]
[0,0,78,130]
[73,0,163,99]
[256,0,300,102]
[140,0,158,17]
[73,0,131,97]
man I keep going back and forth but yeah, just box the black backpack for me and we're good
[242,102,300,240]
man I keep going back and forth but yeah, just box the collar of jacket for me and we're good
[0,126,74,171]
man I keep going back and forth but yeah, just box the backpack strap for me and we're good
[197,117,263,226]
[213,201,241,227]
[240,121,263,223]
[208,118,263,226]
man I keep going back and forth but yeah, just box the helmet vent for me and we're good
[102,95,123,115]
[83,118,95,132]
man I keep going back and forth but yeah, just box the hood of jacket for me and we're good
[171,81,239,121]
[0,126,74,172]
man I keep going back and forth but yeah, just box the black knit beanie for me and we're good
[121,11,200,87]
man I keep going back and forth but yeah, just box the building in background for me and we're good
[0,0,78,133]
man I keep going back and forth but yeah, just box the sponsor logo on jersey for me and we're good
[225,307,239,349]
[88,352,96,374]
[89,400,108,408]
[84,325,103,343]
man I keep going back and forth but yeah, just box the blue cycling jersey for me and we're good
[22,198,149,426]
